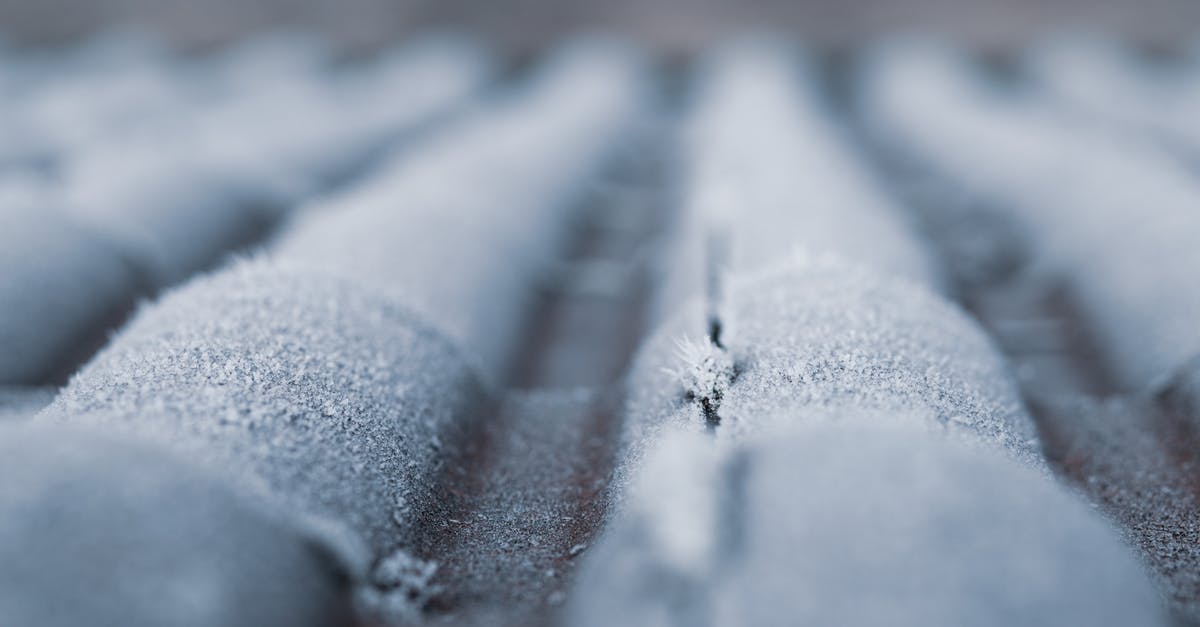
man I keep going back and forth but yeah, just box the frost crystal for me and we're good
[357,550,441,625]
[668,336,735,427]
[619,253,1043,502]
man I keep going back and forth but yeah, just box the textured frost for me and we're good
[650,40,941,342]
[277,39,649,375]
[571,419,1165,627]
[859,41,1200,393]
[0,422,356,627]
[357,549,442,624]
[38,41,647,572]
[619,253,1042,498]
[0,37,485,384]
[42,260,484,558]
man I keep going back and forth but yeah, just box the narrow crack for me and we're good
[703,223,731,351]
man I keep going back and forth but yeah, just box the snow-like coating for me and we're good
[0,208,147,383]
[40,41,647,572]
[587,45,1069,623]
[15,58,188,160]
[859,40,1200,394]
[44,261,485,558]
[1027,34,1200,158]
[277,39,650,376]
[0,36,486,385]
[0,30,177,169]
[0,422,356,627]
[650,40,942,344]
[618,253,1042,498]
[61,35,489,286]
[681,40,939,288]
[571,418,1165,627]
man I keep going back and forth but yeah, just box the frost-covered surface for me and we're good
[617,253,1042,498]
[0,35,485,385]
[646,180,711,335]
[0,31,179,169]
[277,39,650,376]
[423,389,625,623]
[1033,394,1200,619]
[571,419,1165,627]
[394,129,664,624]
[650,39,942,343]
[1026,35,1200,159]
[0,422,356,627]
[11,33,1196,626]
[33,42,648,625]
[584,54,1067,621]
[43,260,484,562]
[0,208,148,383]
[358,548,442,624]
[858,40,1200,394]
[58,34,488,286]
[680,40,940,290]
[15,55,186,159]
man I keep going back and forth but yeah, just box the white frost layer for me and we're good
[0,208,145,383]
[653,40,941,338]
[619,253,1042,498]
[859,40,1200,392]
[38,41,647,565]
[0,37,485,385]
[60,35,488,286]
[571,418,1165,627]
[0,31,178,168]
[43,260,485,558]
[1027,35,1200,158]
[683,40,939,287]
[277,39,650,376]
[0,422,357,627]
